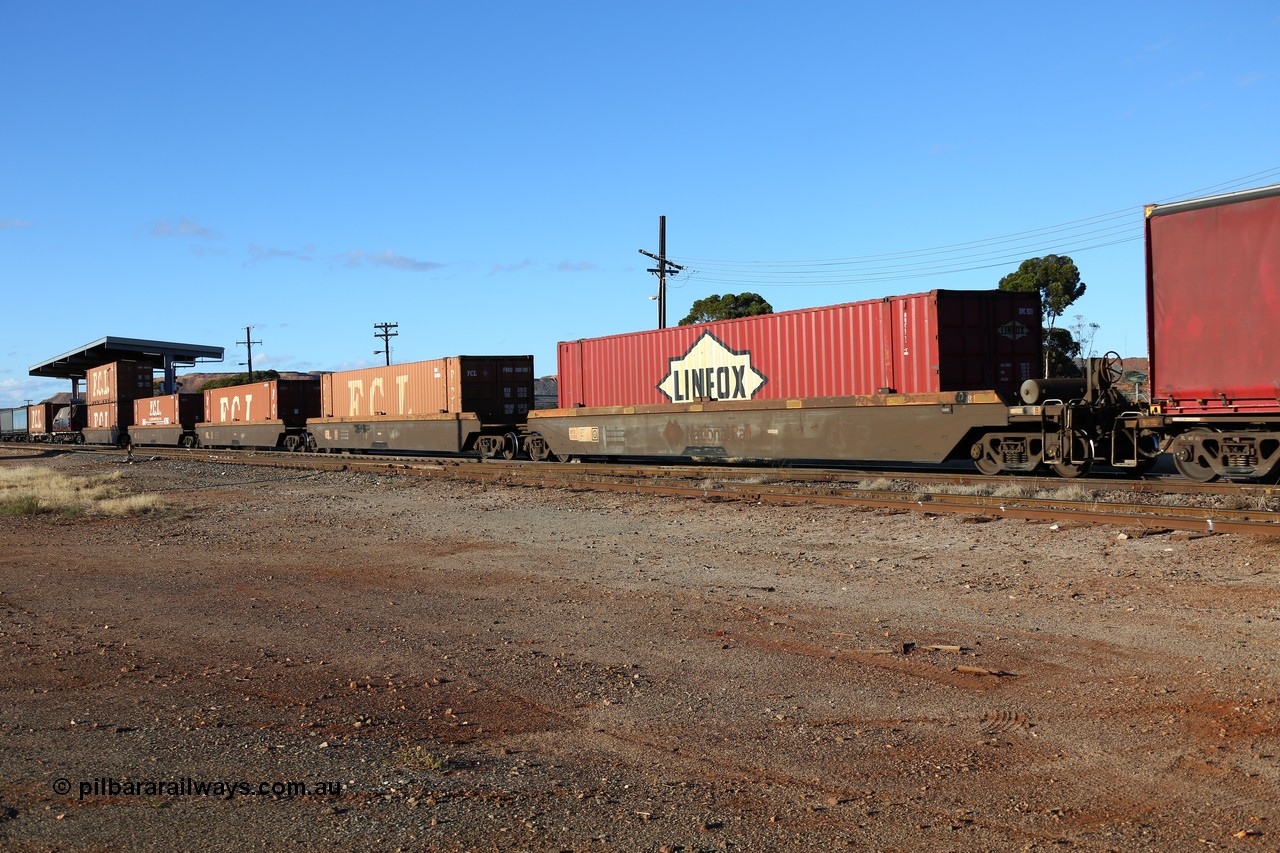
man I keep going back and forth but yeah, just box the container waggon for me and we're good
[307,355,534,457]
[1,406,30,441]
[1131,182,1280,481]
[198,379,321,450]
[525,289,1098,471]
[130,393,204,448]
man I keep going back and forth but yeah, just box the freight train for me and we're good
[5,183,1279,482]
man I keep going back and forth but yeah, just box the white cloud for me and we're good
[247,243,316,265]
[150,218,221,240]
[337,250,444,272]
[1,219,32,229]
[491,260,535,275]
[0,376,69,405]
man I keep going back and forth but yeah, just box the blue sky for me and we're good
[3,2,1278,405]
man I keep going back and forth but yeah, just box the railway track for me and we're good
[6,442,1280,536]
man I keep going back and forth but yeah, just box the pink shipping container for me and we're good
[134,393,204,427]
[319,356,534,423]
[557,290,1041,409]
[1146,183,1280,415]
[86,360,154,405]
[202,379,320,427]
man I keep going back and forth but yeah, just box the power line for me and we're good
[664,167,1280,289]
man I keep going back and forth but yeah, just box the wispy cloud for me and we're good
[247,243,316,265]
[1238,70,1266,87]
[491,260,535,275]
[491,259,598,275]
[150,218,221,240]
[1,218,32,229]
[337,250,444,272]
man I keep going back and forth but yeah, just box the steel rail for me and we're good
[9,442,1279,535]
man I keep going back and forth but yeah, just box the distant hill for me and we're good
[168,371,323,392]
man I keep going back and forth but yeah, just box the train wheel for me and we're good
[1049,460,1091,478]
[970,438,1003,475]
[1172,433,1219,482]
[974,456,1001,475]
[501,432,519,460]
[526,435,551,462]
[1173,453,1217,482]
[554,452,576,463]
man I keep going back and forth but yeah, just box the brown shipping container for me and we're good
[319,356,534,423]
[1146,183,1280,415]
[86,361,154,405]
[202,379,320,427]
[27,402,55,435]
[134,393,204,427]
[87,402,129,431]
[557,290,1041,409]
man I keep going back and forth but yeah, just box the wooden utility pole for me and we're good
[639,216,684,329]
[373,322,399,366]
[237,326,262,381]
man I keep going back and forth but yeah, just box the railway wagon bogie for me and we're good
[1161,426,1280,483]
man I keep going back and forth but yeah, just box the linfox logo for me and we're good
[999,321,1030,341]
[656,332,767,403]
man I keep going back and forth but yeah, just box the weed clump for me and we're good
[0,466,166,517]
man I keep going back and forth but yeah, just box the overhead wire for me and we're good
[665,167,1280,289]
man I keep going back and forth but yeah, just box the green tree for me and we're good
[679,292,774,325]
[1044,327,1083,378]
[998,255,1087,376]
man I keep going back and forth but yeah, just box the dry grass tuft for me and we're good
[0,466,166,517]
[854,478,897,491]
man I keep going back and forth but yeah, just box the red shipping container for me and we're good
[1146,184,1280,415]
[134,393,204,427]
[86,361,154,404]
[202,379,320,427]
[557,290,1041,409]
[320,356,534,422]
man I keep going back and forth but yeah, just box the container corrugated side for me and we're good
[86,361,154,405]
[134,393,203,427]
[557,290,1040,409]
[1146,184,1280,414]
[321,361,451,418]
[87,402,128,431]
[454,356,534,422]
[202,379,320,427]
[28,403,54,435]
[320,356,534,422]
